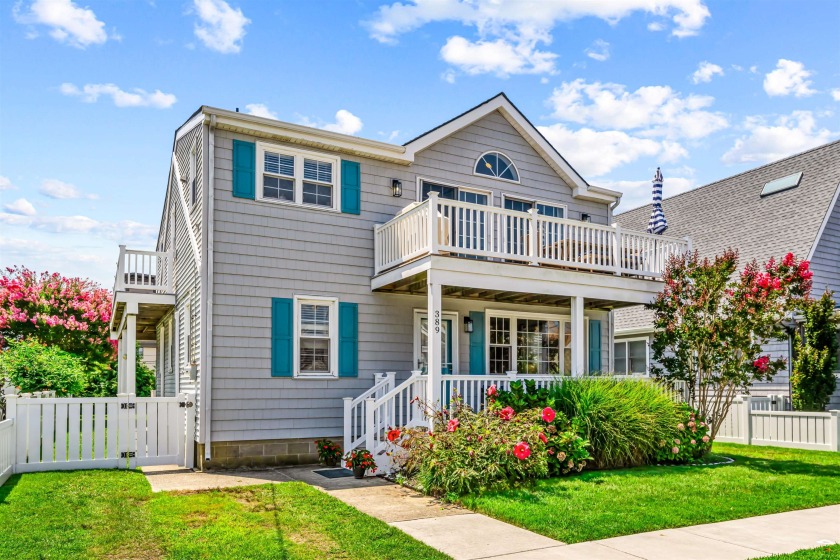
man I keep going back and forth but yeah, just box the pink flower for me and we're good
[702,435,710,443]
[690,439,696,445]
[783,252,795,267]
[674,439,681,445]
[754,355,770,372]
[672,446,680,454]
[513,442,531,460]
[541,407,556,423]
[556,451,566,461]
[539,433,548,444]
[677,423,685,431]
[499,406,515,421]
[486,385,498,398]
[446,419,459,432]
[688,421,696,429]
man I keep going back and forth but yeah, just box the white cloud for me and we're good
[3,198,36,216]
[585,39,610,62]
[721,111,836,164]
[749,65,758,74]
[831,89,840,102]
[441,69,456,83]
[0,212,157,242]
[547,79,728,140]
[731,64,743,72]
[13,0,111,48]
[599,175,696,209]
[299,110,364,136]
[193,0,250,54]
[59,82,177,108]
[0,176,16,191]
[440,35,557,76]
[691,61,724,84]
[378,130,401,142]
[244,103,277,119]
[39,178,97,200]
[647,21,665,31]
[763,59,816,98]
[538,124,670,177]
[367,1,709,76]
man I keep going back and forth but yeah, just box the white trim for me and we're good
[501,194,568,218]
[613,336,650,375]
[255,142,342,213]
[170,153,202,269]
[415,176,491,204]
[175,112,205,143]
[412,309,460,374]
[615,326,655,336]
[807,180,840,261]
[293,295,339,378]
[473,150,521,184]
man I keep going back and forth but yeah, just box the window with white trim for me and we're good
[614,339,648,374]
[258,144,340,211]
[487,311,582,375]
[475,151,519,182]
[296,297,337,376]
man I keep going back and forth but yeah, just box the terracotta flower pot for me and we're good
[353,466,366,479]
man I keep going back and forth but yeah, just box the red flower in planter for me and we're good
[513,442,531,460]
[541,407,556,423]
[387,428,401,442]
[539,433,548,444]
[499,406,515,421]
[447,419,459,432]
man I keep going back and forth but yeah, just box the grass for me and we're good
[460,443,840,544]
[0,470,450,560]
[758,546,840,559]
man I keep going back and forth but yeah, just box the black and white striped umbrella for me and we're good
[647,167,668,234]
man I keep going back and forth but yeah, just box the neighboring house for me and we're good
[108,93,690,468]
[613,141,840,407]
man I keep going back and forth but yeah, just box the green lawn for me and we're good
[758,546,840,559]
[0,470,450,560]
[460,443,840,544]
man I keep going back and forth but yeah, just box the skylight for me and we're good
[761,172,802,197]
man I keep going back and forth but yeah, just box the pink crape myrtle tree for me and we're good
[649,250,812,439]
[0,266,115,374]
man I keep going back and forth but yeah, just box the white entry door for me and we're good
[414,312,457,375]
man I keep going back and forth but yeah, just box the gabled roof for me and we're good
[615,140,840,268]
[403,93,620,204]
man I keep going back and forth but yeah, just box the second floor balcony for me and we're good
[374,192,690,280]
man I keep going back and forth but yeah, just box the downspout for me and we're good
[202,114,217,462]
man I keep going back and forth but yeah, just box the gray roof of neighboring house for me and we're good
[614,140,840,332]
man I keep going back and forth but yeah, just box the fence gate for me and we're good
[2,393,195,475]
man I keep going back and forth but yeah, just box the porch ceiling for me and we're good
[372,255,664,310]
[111,291,175,341]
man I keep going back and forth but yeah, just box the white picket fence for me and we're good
[716,396,840,451]
[0,392,195,484]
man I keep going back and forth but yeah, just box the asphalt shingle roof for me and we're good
[614,140,840,331]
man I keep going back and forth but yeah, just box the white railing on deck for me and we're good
[114,245,173,293]
[342,373,396,453]
[364,373,427,471]
[715,396,840,451]
[373,195,691,278]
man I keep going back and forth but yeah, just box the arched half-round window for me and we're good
[474,151,519,182]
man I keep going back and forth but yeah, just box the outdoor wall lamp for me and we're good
[580,213,591,222]
[391,179,403,198]
[464,316,474,333]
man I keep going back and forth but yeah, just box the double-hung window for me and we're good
[487,311,585,375]
[296,297,337,376]
[258,144,339,211]
[613,339,649,375]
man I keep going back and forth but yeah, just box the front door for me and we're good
[415,314,454,375]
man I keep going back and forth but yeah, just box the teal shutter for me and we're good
[340,160,361,215]
[271,298,293,377]
[232,140,256,199]
[338,302,359,377]
[588,320,602,373]
[469,311,486,375]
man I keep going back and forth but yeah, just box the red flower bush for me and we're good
[498,406,515,421]
[387,428,402,442]
[344,448,377,473]
[513,442,531,460]
[486,384,498,399]
[446,418,459,432]
[541,407,556,423]
[753,355,770,373]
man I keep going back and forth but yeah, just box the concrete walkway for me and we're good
[142,466,839,559]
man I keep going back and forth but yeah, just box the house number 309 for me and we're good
[434,310,440,334]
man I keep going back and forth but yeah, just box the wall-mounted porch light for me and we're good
[464,316,474,333]
[580,213,591,223]
[391,179,403,198]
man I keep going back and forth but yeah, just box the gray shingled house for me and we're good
[613,141,840,407]
[108,93,693,468]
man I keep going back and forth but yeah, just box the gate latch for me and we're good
[120,403,136,410]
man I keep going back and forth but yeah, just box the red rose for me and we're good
[387,428,401,442]
[513,442,531,460]
[541,407,556,423]
[499,406,515,421]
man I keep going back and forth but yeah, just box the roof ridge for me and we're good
[617,139,840,216]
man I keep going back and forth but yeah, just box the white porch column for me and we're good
[426,272,442,416]
[125,313,137,395]
[570,296,585,376]
[117,334,125,394]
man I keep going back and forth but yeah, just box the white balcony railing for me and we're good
[374,194,691,278]
[113,245,173,294]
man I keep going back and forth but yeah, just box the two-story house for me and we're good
[109,93,689,468]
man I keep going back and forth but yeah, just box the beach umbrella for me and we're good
[647,167,668,234]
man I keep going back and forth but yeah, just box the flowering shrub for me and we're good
[0,338,86,396]
[344,448,377,473]
[314,438,342,464]
[493,379,550,411]
[656,404,712,464]
[391,398,589,496]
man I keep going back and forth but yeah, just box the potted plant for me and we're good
[314,438,342,467]
[344,448,376,479]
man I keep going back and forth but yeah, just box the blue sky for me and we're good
[1,0,838,286]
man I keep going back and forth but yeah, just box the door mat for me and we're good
[313,468,354,479]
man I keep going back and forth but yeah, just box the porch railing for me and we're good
[374,195,691,277]
[113,245,173,294]
[342,373,397,454]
